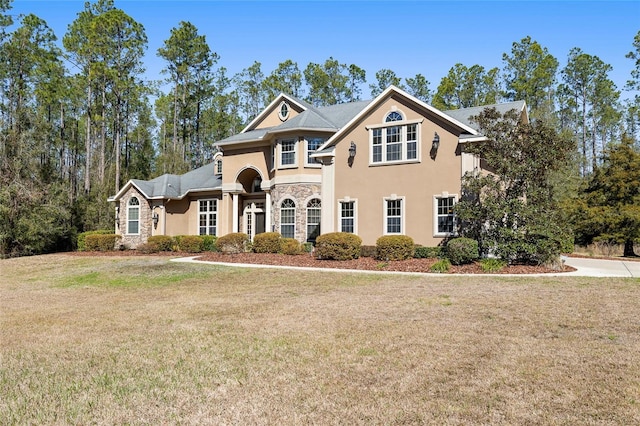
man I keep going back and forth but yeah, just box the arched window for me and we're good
[280,199,296,239]
[306,198,321,243]
[214,158,222,175]
[385,111,403,122]
[127,197,140,235]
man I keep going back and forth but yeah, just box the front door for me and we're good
[243,200,265,240]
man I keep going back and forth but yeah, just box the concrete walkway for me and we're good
[173,256,640,278]
[562,256,640,278]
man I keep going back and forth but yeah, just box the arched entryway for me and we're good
[235,167,269,240]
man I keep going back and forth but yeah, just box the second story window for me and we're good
[280,139,297,167]
[369,110,421,165]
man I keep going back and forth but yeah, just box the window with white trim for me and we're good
[280,199,296,238]
[435,196,456,236]
[214,157,222,175]
[199,199,217,236]
[306,198,321,242]
[127,197,140,234]
[370,111,420,165]
[280,139,297,167]
[305,136,326,166]
[339,200,356,233]
[384,197,404,235]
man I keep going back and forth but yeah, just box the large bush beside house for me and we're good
[77,230,113,251]
[217,233,250,254]
[146,235,173,252]
[315,232,362,260]
[446,237,479,265]
[84,234,121,251]
[252,232,282,253]
[199,235,218,252]
[280,238,302,255]
[376,235,415,260]
[178,235,204,253]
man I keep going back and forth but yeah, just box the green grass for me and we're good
[2,254,640,424]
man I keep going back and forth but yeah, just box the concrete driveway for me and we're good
[562,256,640,277]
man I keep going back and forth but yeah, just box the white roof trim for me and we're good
[110,180,150,202]
[241,93,308,133]
[316,85,479,152]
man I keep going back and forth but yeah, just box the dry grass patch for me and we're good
[1,254,639,424]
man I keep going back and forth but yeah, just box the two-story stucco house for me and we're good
[109,86,527,248]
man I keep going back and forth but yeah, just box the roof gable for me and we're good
[316,85,479,152]
[242,93,310,133]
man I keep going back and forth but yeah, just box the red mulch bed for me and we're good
[194,252,575,274]
[69,251,576,274]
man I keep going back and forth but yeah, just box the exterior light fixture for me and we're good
[152,212,159,228]
[432,132,440,151]
[349,141,357,158]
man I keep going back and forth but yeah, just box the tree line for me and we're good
[1,0,639,257]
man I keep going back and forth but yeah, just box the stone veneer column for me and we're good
[271,183,321,242]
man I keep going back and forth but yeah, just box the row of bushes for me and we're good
[77,230,488,269]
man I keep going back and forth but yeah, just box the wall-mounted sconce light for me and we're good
[152,212,159,228]
[432,132,440,151]
[349,141,357,158]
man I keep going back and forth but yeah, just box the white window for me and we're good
[369,111,421,165]
[279,139,297,167]
[127,197,140,235]
[384,197,404,235]
[214,157,222,175]
[280,199,296,239]
[199,199,217,236]
[339,199,356,234]
[306,198,321,242]
[305,136,326,166]
[434,195,457,236]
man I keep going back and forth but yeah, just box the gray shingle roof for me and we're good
[118,162,221,200]
[444,100,526,131]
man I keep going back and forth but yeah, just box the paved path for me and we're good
[173,256,640,278]
[562,256,640,278]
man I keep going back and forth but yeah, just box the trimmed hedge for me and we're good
[217,233,250,254]
[414,246,443,259]
[200,235,218,252]
[77,230,113,251]
[147,235,174,252]
[253,232,282,253]
[446,237,479,265]
[84,234,121,252]
[376,235,415,260]
[179,235,204,253]
[315,232,362,260]
[280,238,302,255]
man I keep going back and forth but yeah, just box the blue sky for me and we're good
[9,0,640,101]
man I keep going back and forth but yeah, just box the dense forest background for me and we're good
[1,0,639,257]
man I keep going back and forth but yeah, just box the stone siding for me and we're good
[117,187,152,249]
[271,183,321,242]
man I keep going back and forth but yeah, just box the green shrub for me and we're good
[376,235,415,260]
[84,234,121,252]
[280,238,302,255]
[178,235,204,253]
[302,242,314,253]
[430,258,451,273]
[315,232,362,260]
[479,258,507,273]
[253,232,282,253]
[414,246,443,259]
[446,237,479,265]
[137,243,159,254]
[217,233,250,254]
[360,245,377,258]
[147,235,173,252]
[200,235,218,252]
[77,230,112,251]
